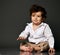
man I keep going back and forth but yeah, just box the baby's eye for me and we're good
[37,16,41,17]
[38,16,40,17]
[32,15,35,17]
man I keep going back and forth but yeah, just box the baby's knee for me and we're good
[20,45,33,52]
[20,45,24,50]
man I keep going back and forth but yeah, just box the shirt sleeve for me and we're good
[44,24,55,48]
[19,25,30,38]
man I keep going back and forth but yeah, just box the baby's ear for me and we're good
[42,18,45,22]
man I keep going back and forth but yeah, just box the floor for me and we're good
[0,49,59,55]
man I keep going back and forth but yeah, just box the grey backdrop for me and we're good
[0,0,60,50]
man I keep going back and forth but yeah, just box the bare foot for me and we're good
[20,46,33,52]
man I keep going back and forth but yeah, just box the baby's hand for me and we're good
[17,37,26,40]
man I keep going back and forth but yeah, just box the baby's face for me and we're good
[31,11,43,25]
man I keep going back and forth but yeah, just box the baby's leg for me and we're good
[34,42,49,52]
[20,43,33,52]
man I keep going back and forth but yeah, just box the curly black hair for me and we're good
[30,4,47,19]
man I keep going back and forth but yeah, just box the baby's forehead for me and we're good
[31,11,42,15]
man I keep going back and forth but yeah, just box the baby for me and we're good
[17,4,55,53]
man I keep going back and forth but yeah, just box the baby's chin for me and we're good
[33,22,41,25]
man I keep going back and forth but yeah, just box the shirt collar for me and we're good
[38,22,44,27]
[27,22,44,28]
[29,22,44,28]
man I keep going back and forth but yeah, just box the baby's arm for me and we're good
[44,24,55,53]
[17,36,26,40]
[17,25,30,40]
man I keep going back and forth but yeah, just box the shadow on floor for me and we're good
[0,49,59,55]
